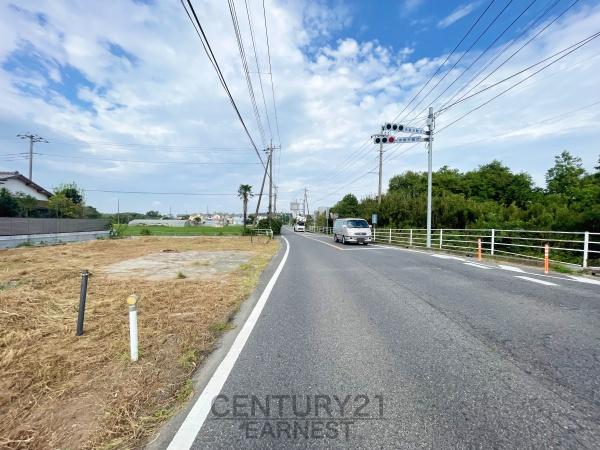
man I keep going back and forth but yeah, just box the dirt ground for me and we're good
[0,236,279,449]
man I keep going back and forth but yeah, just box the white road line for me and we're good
[432,254,466,262]
[464,262,493,270]
[499,264,525,273]
[514,275,558,286]
[167,237,291,449]
[295,232,343,250]
[567,275,600,285]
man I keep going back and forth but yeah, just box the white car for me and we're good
[333,218,372,245]
[293,222,305,232]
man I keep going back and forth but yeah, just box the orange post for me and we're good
[477,238,482,261]
[544,243,549,274]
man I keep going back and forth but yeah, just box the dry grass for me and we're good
[0,236,279,449]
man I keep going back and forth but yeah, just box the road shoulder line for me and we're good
[165,237,291,449]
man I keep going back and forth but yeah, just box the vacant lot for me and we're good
[0,236,278,449]
[122,225,245,236]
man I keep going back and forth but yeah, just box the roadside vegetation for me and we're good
[0,236,279,449]
[123,224,246,236]
[328,151,600,233]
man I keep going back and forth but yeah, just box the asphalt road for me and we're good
[170,227,600,449]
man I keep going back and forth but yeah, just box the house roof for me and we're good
[0,171,53,198]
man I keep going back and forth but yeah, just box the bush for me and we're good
[256,218,282,235]
[140,227,152,236]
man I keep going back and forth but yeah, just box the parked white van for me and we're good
[333,218,372,245]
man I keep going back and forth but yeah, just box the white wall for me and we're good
[1,178,49,200]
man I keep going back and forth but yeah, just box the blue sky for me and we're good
[0,0,599,215]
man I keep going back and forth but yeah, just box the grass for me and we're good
[123,225,245,236]
[0,236,278,449]
[552,263,575,274]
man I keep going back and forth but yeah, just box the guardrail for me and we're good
[307,226,599,269]
[254,228,274,239]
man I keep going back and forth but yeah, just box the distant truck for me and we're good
[293,216,306,232]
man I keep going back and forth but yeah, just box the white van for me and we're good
[333,218,372,245]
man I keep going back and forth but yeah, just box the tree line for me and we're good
[329,151,600,232]
[0,182,101,219]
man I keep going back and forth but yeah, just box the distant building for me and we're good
[0,171,52,200]
[128,219,190,227]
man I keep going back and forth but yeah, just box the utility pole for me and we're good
[378,141,384,205]
[303,188,309,218]
[273,186,277,215]
[17,133,48,181]
[267,143,273,228]
[253,150,271,225]
[426,106,435,249]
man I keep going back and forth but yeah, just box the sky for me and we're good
[0,0,599,215]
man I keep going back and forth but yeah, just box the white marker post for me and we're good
[477,238,482,261]
[127,294,139,362]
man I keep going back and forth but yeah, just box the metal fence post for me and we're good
[491,229,495,256]
[439,229,443,249]
[583,231,589,268]
[76,270,89,336]
[409,229,413,247]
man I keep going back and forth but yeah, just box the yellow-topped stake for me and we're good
[127,294,138,306]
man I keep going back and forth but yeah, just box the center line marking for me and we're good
[514,275,558,286]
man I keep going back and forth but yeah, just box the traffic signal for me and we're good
[373,134,395,144]
[383,123,403,131]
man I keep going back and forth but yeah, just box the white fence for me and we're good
[306,225,599,269]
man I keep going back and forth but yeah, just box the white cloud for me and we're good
[0,0,598,214]
[438,2,479,29]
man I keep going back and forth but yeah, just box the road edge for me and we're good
[146,236,290,450]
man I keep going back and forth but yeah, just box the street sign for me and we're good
[372,213,378,225]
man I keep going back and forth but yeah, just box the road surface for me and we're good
[166,227,600,449]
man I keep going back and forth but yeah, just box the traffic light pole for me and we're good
[378,142,383,206]
[426,106,434,249]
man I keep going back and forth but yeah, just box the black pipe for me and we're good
[76,270,89,336]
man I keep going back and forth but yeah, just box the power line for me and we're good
[439,0,580,114]
[436,30,600,134]
[83,189,237,196]
[244,0,273,141]
[26,152,262,165]
[396,0,510,125]
[262,0,281,147]
[389,0,497,125]
[180,0,265,167]
[406,0,538,125]
[228,0,268,147]
[262,0,283,184]
[438,30,600,116]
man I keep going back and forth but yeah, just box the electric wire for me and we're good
[395,0,513,125]
[405,0,538,126]
[228,0,268,147]
[436,30,600,134]
[438,0,581,114]
[180,0,265,167]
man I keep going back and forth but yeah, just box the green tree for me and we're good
[14,193,39,217]
[546,151,585,200]
[331,193,359,217]
[48,193,81,218]
[0,188,19,217]
[54,182,84,205]
[146,210,161,218]
[237,184,253,227]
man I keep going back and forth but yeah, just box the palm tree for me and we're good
[238,184,253,228]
